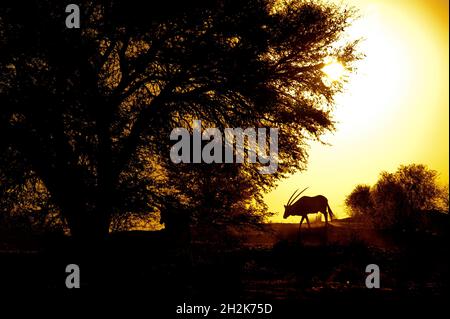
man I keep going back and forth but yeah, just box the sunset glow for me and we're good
[267,0,449,221]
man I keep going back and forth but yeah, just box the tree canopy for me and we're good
[0,0,360,239]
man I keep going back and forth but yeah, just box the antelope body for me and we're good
[283,188,334,229]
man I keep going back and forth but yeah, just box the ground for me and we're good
[0,218,448,314]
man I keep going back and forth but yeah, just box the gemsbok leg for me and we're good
[299,216,305,231]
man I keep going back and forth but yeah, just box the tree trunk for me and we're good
[60,203,111,242]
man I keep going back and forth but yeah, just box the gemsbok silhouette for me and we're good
[283,187,334,231]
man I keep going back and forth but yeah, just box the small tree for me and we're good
[345,184,373,218]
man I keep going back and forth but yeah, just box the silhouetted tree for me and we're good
[395,164,442,211]
[346,164,446,230]
[0,0,359,240]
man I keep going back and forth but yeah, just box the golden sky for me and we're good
[266,0,449,221]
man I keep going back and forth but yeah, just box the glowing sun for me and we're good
[322,61,345,81]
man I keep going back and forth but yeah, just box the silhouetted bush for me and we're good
[346,164,448,230]
[1,0,360,239]
[345,184,373,218]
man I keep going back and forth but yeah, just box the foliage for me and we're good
[345,164,448,230]
[0,173,66,234]
[345,184,372,218]
[437,184,449,212]
[0,0,360,238]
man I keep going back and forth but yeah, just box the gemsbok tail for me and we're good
[327,203,334,220]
